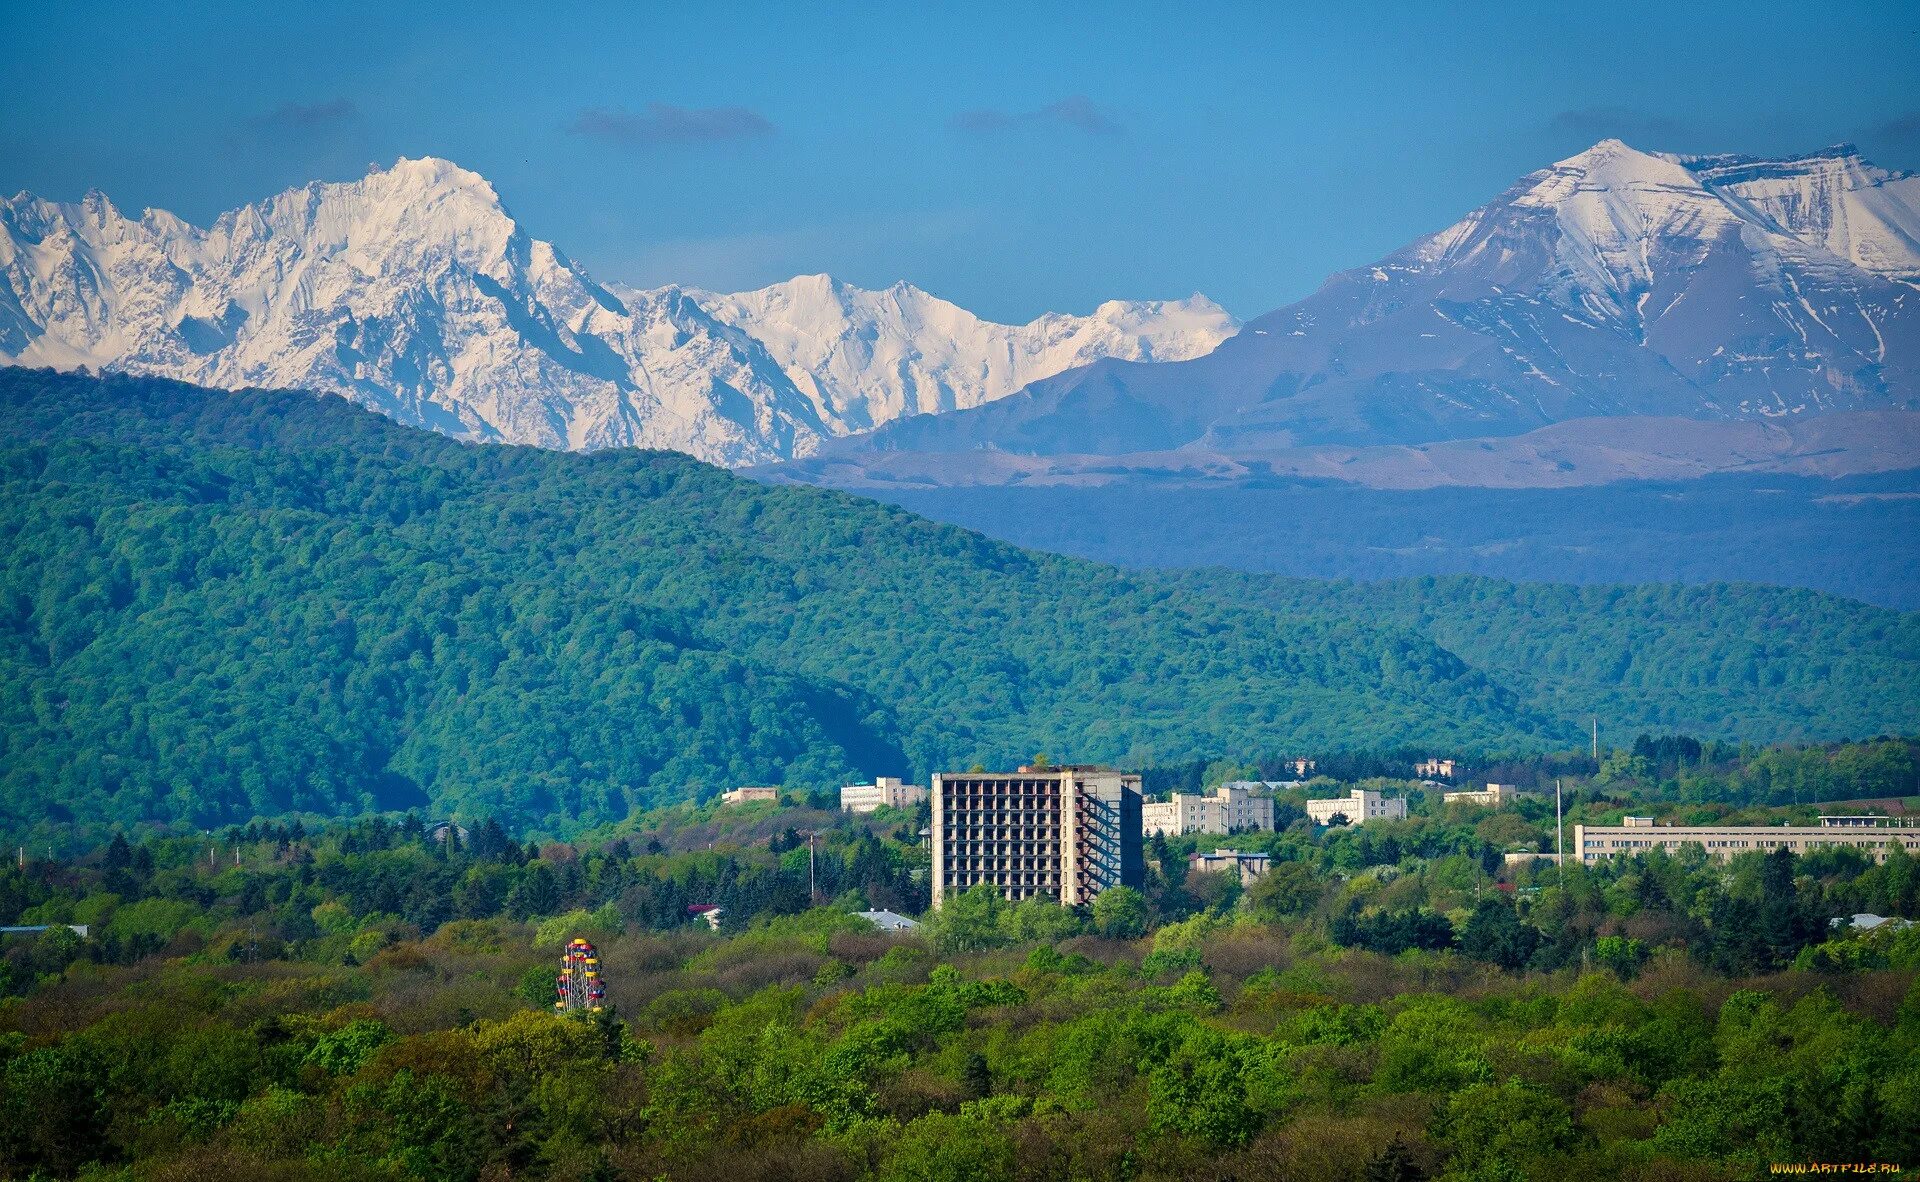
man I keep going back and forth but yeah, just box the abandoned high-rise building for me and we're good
[930,765,1144,907]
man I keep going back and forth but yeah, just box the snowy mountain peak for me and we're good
[829,139,1919,470]
[1669,144,1920,283]
[0,163,1235,463]
[678,274,1237,433]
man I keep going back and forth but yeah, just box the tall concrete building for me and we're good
[931,765,1144,907]
[1142,784,1275,836]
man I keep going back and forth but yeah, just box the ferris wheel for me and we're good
[553,937,606,1015]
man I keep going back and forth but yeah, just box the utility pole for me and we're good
[1555,778,1564,884]
[1592,717,1599,762]
[808,830,817,904]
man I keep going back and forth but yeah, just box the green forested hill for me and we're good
[1177,572,1920,744]
[1,369,1914,843]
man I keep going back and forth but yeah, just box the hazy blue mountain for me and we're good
[770,141,1920,601]
[864,472,1920,610]
[817,140,1919,463]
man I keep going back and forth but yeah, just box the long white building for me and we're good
[839,777,927,814]
[1573,815,1920,865]
[1142,784,1275,836]
[1444,783,1523,807]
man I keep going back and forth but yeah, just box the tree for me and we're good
[1594,935,1649,979]
[929,882,1010,953]
[1364,1136,1429,1182]
[1091,886,1148,940]
[1458,899,1540,970]
[1147,1028,1261,1147]
[1248,861,1322,920]
[1434,1080,1577,1178]
[1757,847,1813,968]
[1003,894,1083,943]
[880,1111,1015,1182]
[962,1051,991,1099]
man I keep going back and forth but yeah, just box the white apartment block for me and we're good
[1142,784,1276,837]
[1415,758,1457,779]
[839,776,928,814]
[1573,815,1920,865]
[1304,788,1406,827]
[1444,783,1522,807]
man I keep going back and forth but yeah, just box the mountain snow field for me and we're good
[0,158,1236,465]
[823,140,1920,466]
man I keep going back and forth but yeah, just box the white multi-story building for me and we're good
[1142,784,1276,837]
[839,776,928,814]
[1573,815,1920,865]
[1415,758,1457,780]
[1444,783,1522,808]
[1304,789,1406,827]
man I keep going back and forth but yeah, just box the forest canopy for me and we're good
[2,368,1915,843]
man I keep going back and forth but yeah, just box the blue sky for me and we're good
[4,2,1917,321]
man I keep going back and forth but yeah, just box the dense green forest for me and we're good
[1179,571,1920,744]
[3,769,1917,1181]
[2,368,1916,846]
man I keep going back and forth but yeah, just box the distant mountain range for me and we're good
[803,140,1919,483]
[752,140,1920,605]
[0,158,1235,465]
[6,141,1918,602]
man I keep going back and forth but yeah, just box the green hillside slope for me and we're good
[0,369,1913,843]
[1177,572,1920,744]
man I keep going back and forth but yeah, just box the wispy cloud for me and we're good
[953,95,1124,136]
[1873,112,1920,148]
[1546,106,1685,147]
[569,103,775,146]
[254,98,359,133]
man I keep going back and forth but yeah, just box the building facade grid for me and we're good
[932,766,1142,907]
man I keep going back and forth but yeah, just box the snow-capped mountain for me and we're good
[831,139,1919,462]
[679,274,1233,435]
[0,158,1236,465]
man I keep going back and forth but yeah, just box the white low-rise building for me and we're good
[854,908,921,931]
[1573,816,1920,865]
[719,786,780,806]
[1304,789,1406,827]
[1189,849,1272,884]
[1143,784,1275,836]
[1444,783,1522,808]
[840,777,928,814]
